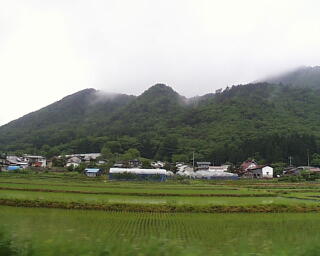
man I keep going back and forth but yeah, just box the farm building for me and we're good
[284,166,320,176]
[85,168,103,177]
[7,166,22,171]
[109,168,167,181]
[243,166,273,179]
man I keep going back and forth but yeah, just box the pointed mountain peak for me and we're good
[141,84,181,98]
[62,88,97,100]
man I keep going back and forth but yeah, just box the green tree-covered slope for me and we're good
[1,78,320,166]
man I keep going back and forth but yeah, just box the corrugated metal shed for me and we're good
[85,168,101,173]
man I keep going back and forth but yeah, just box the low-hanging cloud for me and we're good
[1,0,320,125]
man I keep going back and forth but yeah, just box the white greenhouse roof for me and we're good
[109,168,167,175]
[195,170,238,178]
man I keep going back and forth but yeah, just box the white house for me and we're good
[151,161,165,168]
[240,160,258,171]
[6,156,29,168]
[176,165,195,177]
[249,166,273,179]
[23,155,47,167]
[66,156,82,168]
[65,153,101,162]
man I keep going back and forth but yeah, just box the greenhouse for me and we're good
[177,169,238,180]
[195,170,238,180]
[109,168,167,181]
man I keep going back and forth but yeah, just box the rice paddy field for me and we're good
[1,171,320,255]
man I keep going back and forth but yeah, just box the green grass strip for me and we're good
[0,186,276,197]
[0,198,319,213]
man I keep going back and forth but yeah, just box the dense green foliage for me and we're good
[2,68,320,166]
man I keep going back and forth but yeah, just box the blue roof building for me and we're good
[7,166,21,171]
[84,168,103,177]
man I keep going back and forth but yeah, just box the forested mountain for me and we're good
[1,72,320,166]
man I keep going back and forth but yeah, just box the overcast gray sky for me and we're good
[1,0,320,125]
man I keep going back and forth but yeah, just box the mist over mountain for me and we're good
[263,66,320,88]
[1,72,320,166]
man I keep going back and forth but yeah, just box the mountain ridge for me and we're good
[1,67,320,165]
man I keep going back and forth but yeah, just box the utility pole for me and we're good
[289,156,292,166]
[307,149,310,166]
[192,151,195,171]
[0,152,6,172]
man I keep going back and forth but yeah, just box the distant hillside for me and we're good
[1,78,320,166]
[0,89,135,154]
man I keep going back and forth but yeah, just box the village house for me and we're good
[151,161,165,168]
[64,153,101,163]
[22,155,47,167]
[61,153,103,167]
[6,155,29,168]
[66,156,82,168]
[245,165,274,179]
[128,159,141,168]
[113,159,142,168]
[0,158,5,172]
[113,162,125,168]
[240,160,258,171]
[237,160,273,179]
[97,160,106,165]
[284,166,320,176]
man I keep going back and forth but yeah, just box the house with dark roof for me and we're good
[240,160,258,171]
[237,160,273,178]
[284,166,320,176]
